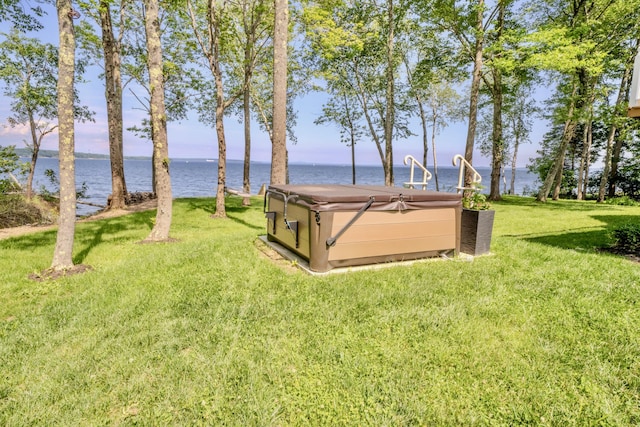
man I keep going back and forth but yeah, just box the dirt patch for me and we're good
[28,264,93,281]
[599,247,640,264]
[84,198,157,221]
[254,238,301,274]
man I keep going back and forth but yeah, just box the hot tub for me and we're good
[265,184,461,272]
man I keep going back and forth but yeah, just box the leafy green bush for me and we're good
[604,196,640,206]
[462,184,491,210]
[0,179,21,194]
[611,223,640,254]
[0,145,27,194]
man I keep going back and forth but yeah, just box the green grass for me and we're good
[2,196,640,425]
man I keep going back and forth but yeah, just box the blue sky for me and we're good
[0,6,544,167]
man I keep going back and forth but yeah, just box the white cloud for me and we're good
[0,123,30,137]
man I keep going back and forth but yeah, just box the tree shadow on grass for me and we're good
[183,197,264,231]
[524,228,611,251]
[0,211,155,267]
[521,215,640,254]
[184,197,216,215]
[72,211,155,264]
[225,212,264,231]
[0,229,58,250]
[497,196,626,212]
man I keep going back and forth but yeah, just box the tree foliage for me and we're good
[4,0,640,217]
[0,29,93,199]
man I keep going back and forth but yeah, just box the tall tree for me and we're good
[598,43,637,202]
[536,82,579,201]
[426,81,464,191]
[99,0,128,209]
[0,30,92,199]
[315,92,364,184]
[382,0,395,185]
[527,0,630,201]
[271,0,288,184]
[119,2,193,196]
[50,0,80,271]
[186,0,246,218]
[303,0,412,185]
[484,0,506,201]
[102,0,130,208]
[464,0,485,186]
[503,82,536,195]
[417,0,491,187]
[142,0,172,242]
[0,31,58,200]
[77,0,131,209]
[233,0,273,203]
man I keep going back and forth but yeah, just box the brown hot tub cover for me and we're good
[265,184,462,272]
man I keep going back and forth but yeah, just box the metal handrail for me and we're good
[403,155,432,190]
[452,154,482,193]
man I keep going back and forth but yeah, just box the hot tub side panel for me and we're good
[309,206,459,272]
[266,197,311,259]
[308,210,335,272]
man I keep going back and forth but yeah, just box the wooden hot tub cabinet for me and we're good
[265,184,461,272]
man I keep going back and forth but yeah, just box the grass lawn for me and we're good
[1,196,640,425]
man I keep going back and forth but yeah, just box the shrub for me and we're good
[462,184,491,210]
[604,196,639,207]
[611,223,640,255]
[0,145,27,194]
[0,194,56,229]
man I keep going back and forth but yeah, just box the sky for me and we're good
[0,6,546,168]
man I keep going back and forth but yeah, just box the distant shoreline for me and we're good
[17,148,152,161]
[18,148,521,169]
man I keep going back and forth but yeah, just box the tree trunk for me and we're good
[577,117,592,200]
[599,120,618,202]
[209,2,228,218]
[488,2,503,201]
[537,84,578,202]
[51,0,77,270]
[551,142,567,200]
[489,67,503,201]
[582,124,591,197]
[270,0,288,185]
[25,110,39,200]
[383,0,395,186]
[509,116,519,195]
[100,0,127,210]
[344,94,357,185]
[350,135,356,185]
[242,29,253,206]
[608,127,624,198]
[599,47,635,202]
[354,72,387,175]
[431,112,440,192]
[242,75,252,206]
[143,0,172,241]
[416,94,428,170]
[214,81,227,218]
[464,0,484,187]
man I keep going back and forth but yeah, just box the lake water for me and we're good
[30,158,539,216]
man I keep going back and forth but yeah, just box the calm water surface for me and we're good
[31,158,539,216]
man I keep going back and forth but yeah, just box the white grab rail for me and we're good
[403,155,432,190]
[452,154,482,193]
